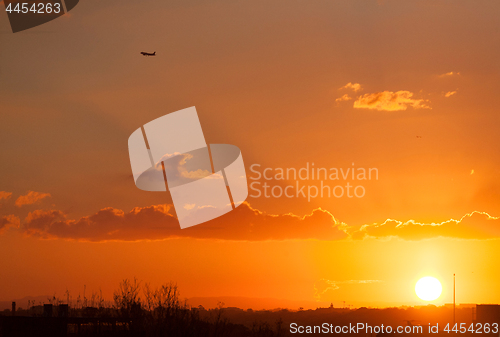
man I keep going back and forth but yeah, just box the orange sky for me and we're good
[1,0,499,309]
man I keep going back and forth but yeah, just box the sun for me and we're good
[415,276,442,301]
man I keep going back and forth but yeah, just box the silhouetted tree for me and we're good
[114,278,144,334]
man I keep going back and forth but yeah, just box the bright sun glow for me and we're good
[415,276,442,301]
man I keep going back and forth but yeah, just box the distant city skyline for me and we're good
[1,0,500,308]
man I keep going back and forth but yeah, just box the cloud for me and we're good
[444,91,457,98]
[0,215,20,233]
[335,94,352,102]
[353,211,500,240]
[439,71,460,77]
[8,199,500,242]
[160,152,217,184]
[314,279,382,300]
[340,82,362,92]
[21,203,348,242]
[314,279,340,300]
[0,192,12,200]
[353,91,431,111]
[15,191,51,207]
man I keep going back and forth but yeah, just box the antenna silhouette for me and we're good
[453,273,456,326]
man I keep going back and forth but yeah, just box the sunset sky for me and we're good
[1,0,499,309]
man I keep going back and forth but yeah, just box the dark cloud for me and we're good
[15,203,500,242]
[0,215,20,233]
[22,203,348,242]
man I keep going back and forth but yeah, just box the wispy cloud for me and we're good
[439,71,460,78]
[353,91,431,111]
[314,279,383,300]
[15,191,51,207]
[314,279,339,300]
[340,82,362,92]
[335,94,352,102]
[444,91,457,98]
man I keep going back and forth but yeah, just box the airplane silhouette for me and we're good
[141,51,156,56]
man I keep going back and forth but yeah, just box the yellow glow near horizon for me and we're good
[415,277,442,301]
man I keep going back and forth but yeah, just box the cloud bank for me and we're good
[1,197,497,242]
[22,203,348,242]
[354,211,500,240]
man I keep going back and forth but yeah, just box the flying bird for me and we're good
[416,136,422,138]
[141,51,156,56]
